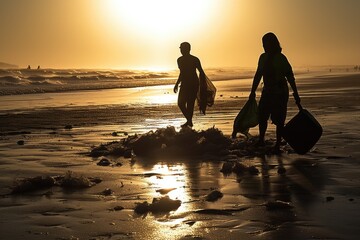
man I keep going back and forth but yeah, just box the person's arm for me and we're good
[284,56,301,106]
[249,55,263,99]
[174,76,181,93]
[196,58,205,79]
[174,59,182,93]
[288,75,301,106]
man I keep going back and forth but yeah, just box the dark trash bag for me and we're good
[232,98,259,138]
[197,74,216,115]
[282,104,322,154]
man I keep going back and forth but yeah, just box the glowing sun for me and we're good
[104,0,217,37]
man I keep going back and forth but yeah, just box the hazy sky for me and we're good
[1,0,359,70]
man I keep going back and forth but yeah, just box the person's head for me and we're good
[262,32,282,54]
[180,42,191,55]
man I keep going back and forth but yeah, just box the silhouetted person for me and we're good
[174,42,205,128]
[249,32,300,152]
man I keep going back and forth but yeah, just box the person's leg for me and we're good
[258,119,268,145]
[273,93,288,151]
[258,95,270,145]
[178,90,188,124]
[185,93,197,127]
[275,124,283,148]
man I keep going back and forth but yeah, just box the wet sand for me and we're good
[0,72,360,240]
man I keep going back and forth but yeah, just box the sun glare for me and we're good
[104,0,216,38]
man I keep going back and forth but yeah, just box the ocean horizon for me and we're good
[1,65,357,96]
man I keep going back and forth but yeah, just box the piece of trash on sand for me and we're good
[264,200,294,210]
[220,162,234,174]
[112,206,125,211]
[248,166,259,175]
[232,162,248,174]
[11,176,56,194]
[326,196,335,202]
[205,190,224,202]
[194,206,249,215]
[277,166,286,174]
[59,171,97,189]
[155,188,177,195]
[11,172,100,194]
[97,158,111,166]
[134,196,181,214]
[101,188,114,196]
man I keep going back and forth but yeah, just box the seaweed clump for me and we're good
[134,196,181,215]
[11,171,101,194]
[90,126,232,158]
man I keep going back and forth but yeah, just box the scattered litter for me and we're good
[326,196,335,202]
[90,126,293,159]
[134,196,181,214]
[277,166,286,175]
[113,206,124,211]
[194,206,249,215]
[220,162,234,174]
[11,176,56,194]
[248,166,260,175]
[97,158,111,166]
[123,149,132,158]
[101,188,114,196]
[264,200,294,210]
[134,201,150,215]
[59,171,96,189]
[195,209,232,216]
[155,188,177,195]
[11,171,101,194]
[232,162,248,174]
[205,190,223,202]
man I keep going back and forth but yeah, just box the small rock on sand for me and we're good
[102,188,114,196]
[97,158,111,166]
[134,196,181,214]
[326,196,335,202]
[205,190,224,202]
[264,200,294,210]
[220,162,234,174]
[248,166,259,175]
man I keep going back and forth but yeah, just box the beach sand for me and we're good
[0,72,359,240]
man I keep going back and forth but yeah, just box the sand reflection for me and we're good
[146,164,189,202]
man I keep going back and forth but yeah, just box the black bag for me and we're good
[232,98,259,138]
[282,104,322,154]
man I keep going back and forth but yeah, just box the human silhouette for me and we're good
[249,32,301,152]
[174,42,205,128]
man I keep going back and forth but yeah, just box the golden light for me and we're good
[146,164,188,201]
[103,0,217,38]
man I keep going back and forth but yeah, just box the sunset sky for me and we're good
[1,0,359,70]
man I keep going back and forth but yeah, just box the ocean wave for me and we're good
[0,76,30,86]
[0,68,256,95]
